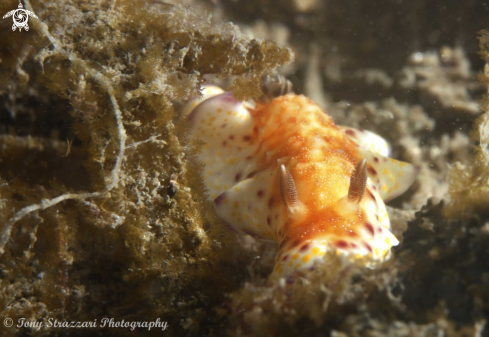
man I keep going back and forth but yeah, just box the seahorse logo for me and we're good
[3,2,38,32]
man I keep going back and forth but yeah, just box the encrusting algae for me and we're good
[0,0,292,335]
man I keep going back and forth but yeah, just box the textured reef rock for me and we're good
[0,0,292,336]
[1,0,489,336]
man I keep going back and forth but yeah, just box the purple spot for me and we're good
[214,192,227,206]
[221,123,227,128]
[229,135,234,140]
[300,243,310,252]
[309,266,315,272]
[345,129,356,136]
[377,226,383,233]
[365,223,375,236]
[222,141,227,146]
[373,157,379,163]
[243,135,251,141]
[235,173,241,182]
[247,171,257,179]
[257,190,264,197]
[268,197,275,207]
[245,156,252,161]
[290,239,300,248]
[220,92,238,103]
[367,167,377,176]
[267,217,271,226]
[286,276,295,285]
[375,214,380,221]
[383,157,388,162]
[336,240,348,249]
[372,185,377,190]
[365,244,373,253]
[366,190,375,200]
[350,243,358,248]
[282,255,289,262]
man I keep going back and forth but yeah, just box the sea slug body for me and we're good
[183,79,418,278]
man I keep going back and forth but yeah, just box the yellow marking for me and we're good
[374,247,380,257]
[223,185,228,190]
[276,265,283,274]
[235,186,241,192]
[383,168,390,175]
[390,176,395,182]
[207,170,212,175]
[398,171,404,177]
[302,254,312,263]
[355,253,362,259]
[388,187,392,193]
[294,264,301,270]
[216,108,222,113]
[292,253,299,260]
[287,261,293,267]
[214,185,220,190]
[385,237,391,245]
[204,143,209,149]
[206,159,210,164]
[217,151,222,156]
[226,111,232,115]
[312,247,321,255]
[394,182,399,189]
[400,162,406,167]
[228,158,237,164]
[382,185,387,192]
[233,201,239,208]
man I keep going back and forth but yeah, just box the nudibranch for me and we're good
[183,76,418,278]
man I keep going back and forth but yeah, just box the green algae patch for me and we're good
[0,1,292,335]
